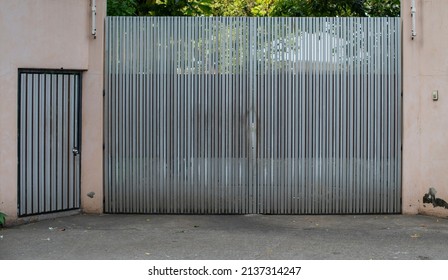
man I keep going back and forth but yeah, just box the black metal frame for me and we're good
[17,68,83,217]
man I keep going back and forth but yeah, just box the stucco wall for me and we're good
[0,0,105,222]
[402,0,448,216]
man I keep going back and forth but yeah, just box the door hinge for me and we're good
[103,89,105,97]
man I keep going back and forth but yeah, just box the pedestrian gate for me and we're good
[18,70,82,216]
[104,17,401,214]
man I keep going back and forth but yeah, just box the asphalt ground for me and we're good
[1,213,448,260]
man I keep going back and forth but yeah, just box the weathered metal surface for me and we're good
[18,71,81,216]
[104,17,401,214]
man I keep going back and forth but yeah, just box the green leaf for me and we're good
[198,4,212,13]
[0,212,6,226]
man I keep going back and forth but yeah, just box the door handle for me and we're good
[72,148,79,156]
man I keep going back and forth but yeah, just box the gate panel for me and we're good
[105,18,253,213]
[256,18,402,214]
[18,71,81,216]
[105,17,401,214]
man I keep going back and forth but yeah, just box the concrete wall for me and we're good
[0,0,105,223]
[402,0,448,216]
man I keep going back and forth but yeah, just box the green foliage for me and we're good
[107,0,137,16]
[107,0,401,17]
[304,0,362,17]
[212,0,255,16]
[364,0,401,17]
[212,0,276,17]
[147,0,213,16]
[0,212,6,227]
[270,0,309,17]
[270,0,360,17]
[251,0,275,16]
[272,0,400,17]
[150,0,211,16]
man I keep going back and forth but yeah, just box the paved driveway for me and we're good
[1,214,448,259]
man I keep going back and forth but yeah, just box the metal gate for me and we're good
[104,17,401,214]
[18,70,82,216]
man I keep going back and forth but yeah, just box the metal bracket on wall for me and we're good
[91,0,97,39]
[411,0,417,39]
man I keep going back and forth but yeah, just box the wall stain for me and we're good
[423,187,448,209]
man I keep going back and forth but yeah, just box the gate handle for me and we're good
[72,148,80,156]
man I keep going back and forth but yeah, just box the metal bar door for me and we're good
[18,70,82,216]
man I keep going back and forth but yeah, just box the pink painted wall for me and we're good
[0,0,105,222]
[402,0,448,216]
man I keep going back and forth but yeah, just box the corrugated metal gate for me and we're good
[18,70,82,216]
[104,17,401,214]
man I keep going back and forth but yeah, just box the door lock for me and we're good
[72,148,79,156]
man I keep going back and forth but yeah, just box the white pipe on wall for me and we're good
[411,0,416,39]
[91,0,97,39]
